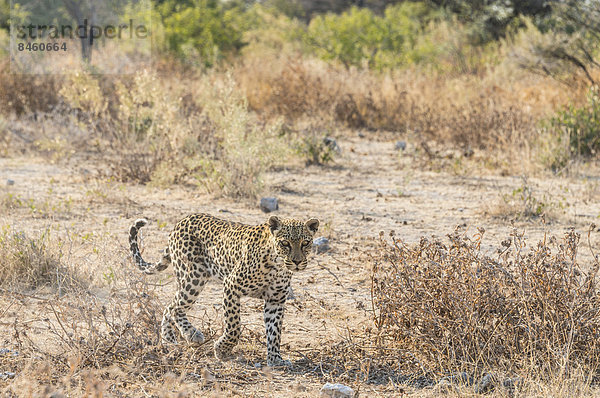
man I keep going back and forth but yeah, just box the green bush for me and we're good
[159,0,247,66]
[550,86,600,158]
[305,2,440,70]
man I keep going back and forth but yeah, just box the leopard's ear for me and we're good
[268,216,283,234]
[305,218,319,234]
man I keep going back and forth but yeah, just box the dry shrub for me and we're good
[240,56,348,123]
[237,54,579,172]
[237,55,414,129]
[52,67,286,197]
[371,226,600,379]
[486,176,566,221]
[56,71,187,184]
[196,75,289,198]
[238,56,532,138]
[2,281,176,396]
[0,227,86,293]
[0,50,288,197]
[416,99,533,151]
[0,61,63,115]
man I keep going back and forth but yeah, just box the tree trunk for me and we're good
[62,0,95,63]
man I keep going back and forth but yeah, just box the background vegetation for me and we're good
[1,0,599,194]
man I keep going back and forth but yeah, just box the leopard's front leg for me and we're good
[264,269,292,367]
[214,279,241,361]
[264,298,290,367]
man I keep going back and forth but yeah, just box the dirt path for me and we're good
[1,136,599,396]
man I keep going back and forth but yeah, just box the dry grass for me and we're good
[367,225,600,389]
[0,226,86,294]
[485,177,568,221]
[0,260,318,396]
[275,225,600,396]
[236,53,585,173]
[0,61,63,116]
[0,48,592,186]
[1,60,290,198]
[1,211,599,395]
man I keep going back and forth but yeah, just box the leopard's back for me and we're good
[168,213,271,280]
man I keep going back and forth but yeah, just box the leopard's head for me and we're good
[268,216,319,271]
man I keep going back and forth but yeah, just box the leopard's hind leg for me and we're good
[161,257,209,345]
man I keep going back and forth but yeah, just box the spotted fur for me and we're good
[129,213,319,367]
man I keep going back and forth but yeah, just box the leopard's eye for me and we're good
[280,241,291,248]
[301,240,310,247]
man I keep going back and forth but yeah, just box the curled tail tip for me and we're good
[134,218,148,228]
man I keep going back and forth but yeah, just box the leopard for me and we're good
[129,213,319,367]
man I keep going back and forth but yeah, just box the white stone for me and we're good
[313,237,330,253]
[320,382,354,397]
[260,197,278,213]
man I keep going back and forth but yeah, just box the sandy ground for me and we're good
[0,136,599,396]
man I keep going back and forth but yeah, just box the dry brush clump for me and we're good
[0,226,86,294]
[237,55,418,130]
[0,272,282,396]
[2,62,289,198]
[370,226,600,380]
[0,61,64,116]
[236,54,570,172]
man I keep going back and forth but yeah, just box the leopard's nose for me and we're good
[292,259,302,266]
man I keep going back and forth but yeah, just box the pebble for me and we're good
[320,382,354,397]
[0,348,18,357]
[395,141,407,151]
[474,373,496,394]
[313,237,330,253]
[287,286,296,300]
[0,371,15,380]
[6,179,14,186]
[323,137,341,154]
[260,197,278,213]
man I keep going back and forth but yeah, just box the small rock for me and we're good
[395,141,407,151]
[323,137,341,154]
[502,376,524,392]
[435,378,453,394]
[287,286,296,300]
[357,132,365,138]
[475,373,497,394]
[0,348,18,357]
[0,371,15,380]
[313,237,330,253]
[260,197,278,213]
[320,382,354,398]
[436,372,473,392]
[6,179,14,186]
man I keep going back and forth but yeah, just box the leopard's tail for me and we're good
[129,218,170,275]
